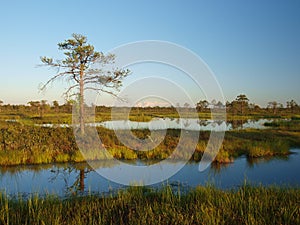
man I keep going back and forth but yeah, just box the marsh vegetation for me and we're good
[0,119,300,166]
[1,184,299,225]
[1,100,300,224]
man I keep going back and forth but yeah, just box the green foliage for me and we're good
[0,184,299,225]
[40,34,130,134]
[0,123,77,165]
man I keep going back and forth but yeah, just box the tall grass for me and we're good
[246,140,290,157]
[0,184,299,225]
[1,121,300,166]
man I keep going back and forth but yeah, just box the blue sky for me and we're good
[0,0,299,107]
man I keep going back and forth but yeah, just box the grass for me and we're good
[0,110,300,224]
[0,120,300,166]
[0,184,299,225]
[0,114,300,166]
[246,140,290,158]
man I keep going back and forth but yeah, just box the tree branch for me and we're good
[84,87,126,102]
[40,71,74,91]
[64,84,79,95]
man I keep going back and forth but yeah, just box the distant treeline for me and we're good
[0,94,299,117]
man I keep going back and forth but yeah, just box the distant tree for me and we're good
[287,99,298,114]
[230,100,239,115]
[28,101,41,116]
[249,103,261,113]
[40,33,129,134]
[27,100,49,117]
[236,94,249,115]
[0,100,3,105]
[267,101,281,115]
[62,99,76,113]
[225,101,231,109]
[40,100,50,118]
[52,100,59,112]
[52,100,59,108]
[196,100,209,111]
[248,103,255,109]
[254,105,261,112]
[286,101,291,110]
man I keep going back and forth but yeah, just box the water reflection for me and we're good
[1,149,299,197]
[48,164,93,195]
[210,162,231,174]
[98,118,270,131]
[38,118,272,131]
[246,155,289,168]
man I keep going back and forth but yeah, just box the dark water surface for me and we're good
[1,149,299,197]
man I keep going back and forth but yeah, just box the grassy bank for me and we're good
[0,120,300,166]
[0,184,299,225]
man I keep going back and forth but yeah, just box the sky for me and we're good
[0,0,299,107]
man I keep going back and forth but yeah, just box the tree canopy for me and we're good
[40,34,130,133]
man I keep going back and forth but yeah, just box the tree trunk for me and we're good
[79,67,85,135]
[79,169,85,192]
[241,102,243,116]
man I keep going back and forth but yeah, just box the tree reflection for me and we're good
[48,160,116,195]
[246,155,289,168]
[210,162,230,174]
[228,120,244,129]
[49,163,93,195]
[197,119,208,127]
[183,119,191,128]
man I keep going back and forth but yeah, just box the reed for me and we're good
[0,184,299,225]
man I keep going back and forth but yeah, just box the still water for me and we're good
[40,118,273,131]
[97,118,269,131]
[1,149,299,197]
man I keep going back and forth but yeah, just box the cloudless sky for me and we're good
[0,0,299,107]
